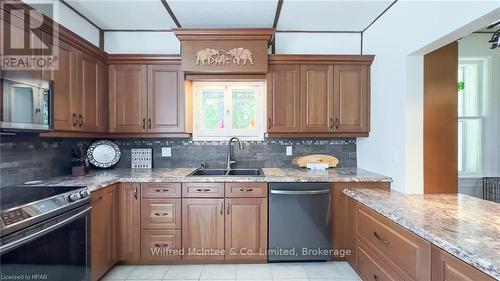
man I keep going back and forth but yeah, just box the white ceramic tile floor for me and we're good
[100,262,361,281]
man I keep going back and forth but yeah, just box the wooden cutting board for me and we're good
[292,154,339,168]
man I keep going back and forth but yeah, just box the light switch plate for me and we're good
[162,147,172,157]
[286,146,293,156]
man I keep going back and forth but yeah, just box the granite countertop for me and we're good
[28,167,391,192]
[343,188,500,280]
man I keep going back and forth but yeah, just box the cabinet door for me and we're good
[182,198,225,261]
[300,65,334,132]
[109,65,148,133]
[266,64,300,132]
[431,246,495,281]
[90,185,117,281]
[225,198,267,261]
[78,51,105,132]
[147,65,185,133]
[117,183,141,262]
[333,65,369,133]
[45,40,78,131]
[106,185,118,267]
[90,189,108,281]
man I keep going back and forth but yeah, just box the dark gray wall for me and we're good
[0,136,356,187]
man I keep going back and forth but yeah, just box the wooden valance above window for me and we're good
[173,28,275,74]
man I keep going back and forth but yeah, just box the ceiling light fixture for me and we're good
[487,21,500,49]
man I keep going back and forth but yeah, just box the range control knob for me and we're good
[68,192,81,202]
[79,190,90,198]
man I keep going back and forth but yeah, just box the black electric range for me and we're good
[0,185,91,281]
[0,185,90,236]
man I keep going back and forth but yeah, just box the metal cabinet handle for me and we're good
[196,188,211,192]
[155,189,169,193]
[373,231,389,245]
[220,202,224,215]
[72,113,77,127]
[96,196,103,201]
[329,118,334,130]
[78,114,83,127]
[335,118,340,130]
[239,188,254,192]
[133,188,138,199]
[226,202,230,215]
[270,189,330,195]
[142,118,146,130]
[154,212,169,216]
[373,274,379,281]
[148,117,152,130]
[154,243,169,248]
[268,117,272,130]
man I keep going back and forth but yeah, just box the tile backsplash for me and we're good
[0,135,356,187]
[112,139,357,169]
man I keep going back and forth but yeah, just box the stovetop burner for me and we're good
[0,185,82,211]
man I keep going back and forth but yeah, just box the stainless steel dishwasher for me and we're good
[268,183,332,262]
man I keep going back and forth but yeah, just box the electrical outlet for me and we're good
[162,147,172,157]
[286,146,293,156]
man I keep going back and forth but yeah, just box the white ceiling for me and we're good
[277,0,393,31]
[64,0,396,31]
[168,0,278,28]
[67,0,176,30]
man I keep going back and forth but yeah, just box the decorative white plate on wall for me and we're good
[87,140,121,168]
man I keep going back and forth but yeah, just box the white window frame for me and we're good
[457,58,488,176]
[192,81,265,141]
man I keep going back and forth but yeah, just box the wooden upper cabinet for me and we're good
[108,65,148,133]
[44,40,78,131]
[300,65,334,133]
[78,51,106,132]
[117,183,141,262]
[182,198,225,261]
[225,198,267,261]
[333,65,369,133]
[147,65,185,133]
[266,64,301,132]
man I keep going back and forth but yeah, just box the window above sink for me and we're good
[192,81,265,141]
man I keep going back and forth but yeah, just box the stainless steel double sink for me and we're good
[187,168,264,177]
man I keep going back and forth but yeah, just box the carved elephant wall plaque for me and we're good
[179,40,268,74]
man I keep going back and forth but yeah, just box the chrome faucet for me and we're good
[226,137,244,170]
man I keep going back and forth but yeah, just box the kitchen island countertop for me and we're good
[344,188,500,280]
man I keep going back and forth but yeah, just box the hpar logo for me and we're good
[1,0,59,70]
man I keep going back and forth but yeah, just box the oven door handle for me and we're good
[0,207,91,253]
[270,189,330,195]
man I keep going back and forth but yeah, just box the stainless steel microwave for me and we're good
[1,78,53,131]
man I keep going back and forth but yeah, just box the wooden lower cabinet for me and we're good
[91,184,117,281]
[141,198,181,229]
[332,182,390,263]
[355,238,402,281]
[141,230,182,262]
[431,246,495,281]
[182,198,225,261]
[225,198,267,261]
[117,183,141,262]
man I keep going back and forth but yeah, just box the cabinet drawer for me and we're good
[141,199,181,229]
[355,204,431,281]
[142,183,181,198]
[356,239,403,281]
[141,230,181,261]
[225,183,267,197]
[182,183,224,197]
